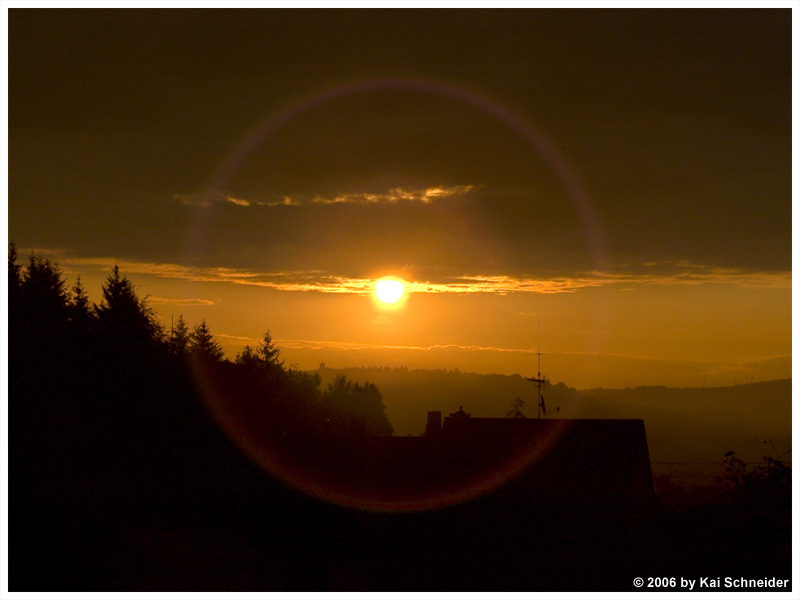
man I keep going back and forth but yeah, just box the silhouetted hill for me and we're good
[313,367,790,484]
[577,380,791,468]
[314,366,579,434]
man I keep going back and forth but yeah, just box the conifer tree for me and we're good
[257,330,284,367]
[20,254,69,321]
[69,276,95,330]
[95,265,162,346]
[170,315,191,355]
[189,319,224,362]
[8,242,21,308]
[8,243,22,338]
[235,344,260,368]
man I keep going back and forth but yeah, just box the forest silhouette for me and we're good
[8,244,399,589]
[7,245,791,591]
[9,242,393,444]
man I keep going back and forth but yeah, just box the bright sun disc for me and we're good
[375,279,404,304]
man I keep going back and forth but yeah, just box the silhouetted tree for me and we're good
[68,276,95,331]
[235,344,260,368]
[170,314,191,355]
[19,254,70,324]
[9,250,99,506]
[64,275,97,401]
[286,367,322,400]
[13,254,72,390]
[95,265,163,350]
[718,450,791,516]
[257,330,284,368]
[8,242,21,315]
[707,448,793,562]
[322,375,393,436]
[231,332,284,380]
[718,450,748,490]
[189,319,224,362]
[506,396,526,418]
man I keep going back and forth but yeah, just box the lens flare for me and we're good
[184,76,595,512]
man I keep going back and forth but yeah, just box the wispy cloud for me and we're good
[56,256,377,293]
[174,191,254,207]
[581,262,792,290]
[274,341,793,369]
[271,342,791,384]
[311,185,476,205]
[407,276,595,295]
[215,333,261,343]
[275,339,543,354]
[147,296,215,306]
[173,185,476,208]
[44,253,791,295]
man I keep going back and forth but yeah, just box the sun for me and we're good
[375,278,404,304]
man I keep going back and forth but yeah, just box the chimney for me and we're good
[425,411,442,436]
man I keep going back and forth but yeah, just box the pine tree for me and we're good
[170,315,191,355]
[8,242,21,309]
[16,254,71,354]
[20,254,69,321]
[189,319,224,362]
[235,344,260,368]
[10,253,74,433]
[68,276,95,330]
[95,265,162,347]
[257,330,284,367]
[8,243,22,338]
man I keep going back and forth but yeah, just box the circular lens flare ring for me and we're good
[375,278,405,304]
[186,75,597,513]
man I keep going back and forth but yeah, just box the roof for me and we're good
[268,415,655,520]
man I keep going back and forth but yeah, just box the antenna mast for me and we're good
[527,316,557,418]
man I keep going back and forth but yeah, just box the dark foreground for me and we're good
[10,411,791,592]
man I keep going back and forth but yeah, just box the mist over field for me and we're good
[315,367,790,482]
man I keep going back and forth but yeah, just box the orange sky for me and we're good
[38,255,788,390]
[8,9,792,389]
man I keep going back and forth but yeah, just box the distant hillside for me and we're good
[312,367,790,484]
[314,366,578,436]
[576,380,792,483]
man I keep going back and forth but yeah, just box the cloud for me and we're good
[173,185,476,209]
[147,296,215,306]
[311,185,476,205]
[275,339,543,354]
[174,191,253,207]
[581,262,792,290]
[214,333,261,343]
[272,341,792,381]
[700,354,792,379]
[408,276,595,295]
[55,256,581,294]
[44,253,790,296]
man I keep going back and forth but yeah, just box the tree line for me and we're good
[9,243,393,493]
